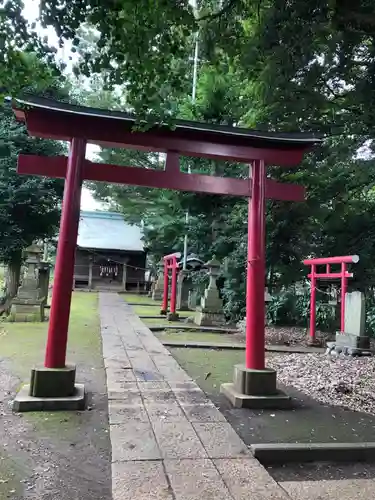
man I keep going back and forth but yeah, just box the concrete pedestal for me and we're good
[9,301,45,322]
[195,309,225,327]
[220,364,291,409]
[13,364,86,412]
[167,312,179,321]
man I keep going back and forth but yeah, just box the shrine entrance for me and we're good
[12,95,321,411]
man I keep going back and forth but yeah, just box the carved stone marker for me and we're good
[188,290,197,310]
[194,256,225,326]
[152,260,164,301]
[329,291,370,355]
[38,261,50,306]
[10,243,45,322]
[176,271,191,310]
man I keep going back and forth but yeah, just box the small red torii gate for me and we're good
[161,252,180,319]
[12,95,321,410]
[303,255,359,343]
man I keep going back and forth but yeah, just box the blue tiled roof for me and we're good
[77,211,144,252]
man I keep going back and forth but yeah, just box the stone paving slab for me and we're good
[182,404,227,423]
[108,401,150,424]
[110,422,161,461]
[145,401,188,423]
[99,292,292,500]
[112,461,173,500]
[193,422,249,458]
[164,459,233,500]
[214,458,290,500]
[152,420,208,459]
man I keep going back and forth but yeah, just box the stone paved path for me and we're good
[99,292,291,500]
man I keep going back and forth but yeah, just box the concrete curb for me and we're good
[251,442,375,464]
[149,324,239,333]
[162,340,245,349]
[161,340,325,354]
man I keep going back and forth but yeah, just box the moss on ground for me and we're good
[155,330,244,345]
[1,293,103,438]
[170,347,245,395]
[0,292,101,379]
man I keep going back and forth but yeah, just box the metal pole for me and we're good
[310,264,316,341]
[192,35,199,102]
[183,30,199,269]
[44,138,86,368]
[245,160,266,370]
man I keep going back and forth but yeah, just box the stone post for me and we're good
[194,256,225,326]
[188,290,197,310]
[176,270,190,310]
[152,261,165,301]
[334,291,369,353]
[10,243,45,322]
[122,263,127,292]
[38,262,50,305]
[88,257,93,290]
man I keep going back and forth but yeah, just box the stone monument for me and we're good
[328,291,370,356]
[194,256,225,326]
[188,290,198,310]
[38,261,50,306]
[152,260,164,301]
[176,271,191,310]
[10,243,45,322]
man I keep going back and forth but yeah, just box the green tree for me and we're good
[0,103,65,297]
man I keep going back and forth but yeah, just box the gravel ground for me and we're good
[268,352,375,416]
[236,320,333,346]
[0,358,111,500]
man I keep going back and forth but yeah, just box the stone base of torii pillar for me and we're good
[221,366,291,409]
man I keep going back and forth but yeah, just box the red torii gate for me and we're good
[12,95,321,410]
[303,255,359,344]
[161,253,180,319]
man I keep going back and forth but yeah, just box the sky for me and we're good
[22,0,106,212]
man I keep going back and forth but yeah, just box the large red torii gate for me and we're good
[12,95,321,411]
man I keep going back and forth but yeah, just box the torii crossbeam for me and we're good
[12,95,321,411]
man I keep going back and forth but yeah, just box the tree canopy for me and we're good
[4,0,375,319]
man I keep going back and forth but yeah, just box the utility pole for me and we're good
[183,9,199,271]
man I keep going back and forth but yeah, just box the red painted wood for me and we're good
[310,264,316,340]
[308,272,353,279]
[246,160,266,370]
[341,263,347,333]
[161,260,169,314]
[304,255,358,341]
[24,109,308,166]
[44,138,87,368]
[304,255,359,265]
[17,155,306,201]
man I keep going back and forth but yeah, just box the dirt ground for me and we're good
[0,293,111,500]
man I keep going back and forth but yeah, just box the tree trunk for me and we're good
[6,258,21,299]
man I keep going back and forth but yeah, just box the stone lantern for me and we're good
[10,243,45,322]
[194,256,225,326]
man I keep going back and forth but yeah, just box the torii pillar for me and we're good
[220,160,291,408]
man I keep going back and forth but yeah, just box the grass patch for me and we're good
[141,317,182,327]
[170,347,244,395]
[0,292,101,380]
[132,304,192,317]
[123,293,154,304]
[155,330,243,345]
[1,292,103,439]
